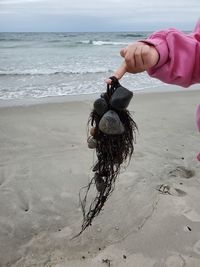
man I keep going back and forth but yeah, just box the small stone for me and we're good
[93,98,108,116]
[97,228,101,232]
[115,226,119,230]
[99,110,124,135]
[90,127,96,136]
[87,136,97,149]
[102,259,111,264]
[181,157,184,160]
[110,86,133,110]
[123,255,127,259]
[94,173,106,192]
[157,184,170,194]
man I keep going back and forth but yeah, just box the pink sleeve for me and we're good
[142,19,200,87]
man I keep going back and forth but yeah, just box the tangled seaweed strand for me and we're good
[73,77,138,238]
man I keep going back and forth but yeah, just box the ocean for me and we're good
[0,32,164,101]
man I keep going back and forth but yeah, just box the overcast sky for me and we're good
[0,0,199,32]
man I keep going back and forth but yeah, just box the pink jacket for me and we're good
[144,19,200,88]
[143,19,200,160]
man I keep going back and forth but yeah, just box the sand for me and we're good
[0,89,200,267]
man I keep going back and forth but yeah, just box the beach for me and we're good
[0,88,200,267]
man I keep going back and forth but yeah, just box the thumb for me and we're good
[105,62,127,84]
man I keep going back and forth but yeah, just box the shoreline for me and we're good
[0,83,199,108]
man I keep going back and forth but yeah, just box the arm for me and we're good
[107,19,200,88]
[143,19,200,87]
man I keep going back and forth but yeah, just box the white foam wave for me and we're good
[79,40,129,46]
[0,68,113,76]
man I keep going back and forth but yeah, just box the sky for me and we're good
[0,0,199,32]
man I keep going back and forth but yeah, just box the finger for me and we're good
[134,45,144,70]
[105,62,127,84]
[120,47,127,57]
[141,45,151,68]
[113,62,127,80]
[124,47,136,71]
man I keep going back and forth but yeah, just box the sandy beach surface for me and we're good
[0,89,200,267]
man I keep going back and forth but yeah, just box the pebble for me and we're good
[87,136,97,149]
[110,85,133,110]
[99,110,124,135]
[95,174,106,192]
[90,127,96,136]
[94,98,108,116]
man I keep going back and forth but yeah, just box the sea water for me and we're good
[0,32,164,100]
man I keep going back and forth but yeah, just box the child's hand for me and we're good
[106,42,159,84]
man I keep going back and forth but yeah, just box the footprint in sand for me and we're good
[156,184,187,197]
[165,255,186,267]
[169,166,194,179]
[0,220,15,237]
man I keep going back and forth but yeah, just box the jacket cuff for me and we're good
[138,37,169,70]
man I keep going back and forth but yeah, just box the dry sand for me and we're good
[0,89,200,267]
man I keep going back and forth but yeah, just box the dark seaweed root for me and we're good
[73,80,137,239]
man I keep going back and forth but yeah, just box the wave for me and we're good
[0,44,30,49]
[0,38,23,42]
[118,33,146,38]
[0,69,113,76]
[47,40,64,43]
[77,40,129,46]
[0,39,129,49]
